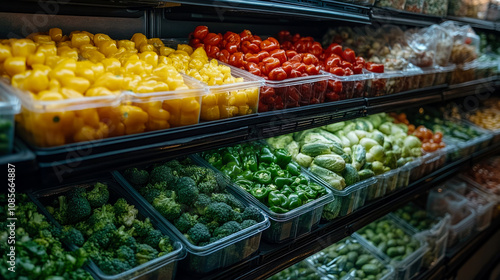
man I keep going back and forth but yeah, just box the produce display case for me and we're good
[450,62,477,85]
[457,173,500,219]
[391,204,450,269]
[418,67,438,88]
[194,152,333,243]
[427,188,477,248]
[0,84,20,155]
[423,0,448,15]
[404,0,424,13]
[307,236,395,280]
[401,66,423,92]
[113,167,270,274]
[30,177,187,280]
[5,75,207,148]
[376,0,406,10]
[377,168,400,195]
[434,64,456,86]
[443,177,495,231]
[354,215,428,280]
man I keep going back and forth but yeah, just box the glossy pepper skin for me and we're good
[201,142,327,213]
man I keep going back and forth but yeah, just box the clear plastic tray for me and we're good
[30,177,187,280]
[458,174,500,220]
[113,167,270,274]
[434,64,456,86]
[450,62,477,85]
[307,236,395,280]
[5,74,207,148]
[377,169,400,195]
[310,171,377,221]
[418,67,438,88]
[401,66,423,92]
[421,147,447,176]
[256,73,329,112]
[200,62,264,121]
[397,159,421,189]
[366,71,406,97]
[323,71,373,100]
[354,215,428,280]
[0,85,20,154]
[408,157,424,182]
[443,177,495,231]
[194,154,332,243]
[427,188,476,248]
[390,204,450,269]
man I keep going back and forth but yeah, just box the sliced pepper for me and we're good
[235,179,254,192]
[274,177,294,188]
[253,170,272,184]
[251,186,270,203]
[221,161,242,179]
[268,191,288,209]
[286,194,303,209]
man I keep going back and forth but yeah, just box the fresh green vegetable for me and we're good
[308,237,389,280]
[201,142,327,213]
[342,164,360,187]
[267,261,323,280]
[309,164,346,190]
[312,154,346,173]
[301,143,332,157]
[0,194,92,280]
[43,183,176,276]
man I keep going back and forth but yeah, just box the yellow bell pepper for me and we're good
[85,86,115,97]
[60,87,84,99]
[201,105,220,121]
[75,108,100,128]
[93,33,112,47]
[37,90,64,101]
[49,28,63,42]
[0,44,12,63]
[148,38,164,49]
[92,72,124,91]
[139,44,155,53]
[160,46,175,57]
[99,40,118,57]
[177,44,193,55]
[61,77,90,94]
[139,51,158,67]
[117,40,135,50]
[24,69,49,93]
[11,39,36,57]
[131,33,148,49]
[27,52,45,66]
[4,56,26,77]
[75,61,96,82]
[97,107,125,137]
[101,58,122,75]
[71,33,91,48]
[120,105,148,135]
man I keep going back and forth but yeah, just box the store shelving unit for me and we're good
[2,0,500,279]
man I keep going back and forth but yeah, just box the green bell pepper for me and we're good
[296,190,308,202]
[268,184,279,192]
[221,162,242,179]
[299,185,318,199]
[258,162,270,170]
[274,177,294,188]
[243,154,258,172]
[253,170,272,184]
[281,186,294,197]
[286,162,301,176]
[286,193,302,209]
[268,191,288,209]
[236,170,254,181]
[268,163,282,178]
[223,151,241,166]
[275,148,292,168]
[251,186,270,203]
[259,147,276,164]
[205,153,224,169]
[269,206,289,213]
[235,179,254,191]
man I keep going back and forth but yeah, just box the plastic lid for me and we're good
[323,70,374,81]
[0,82,21,114]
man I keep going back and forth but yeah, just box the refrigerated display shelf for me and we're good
[414,260,446,280]
[5,77,499,186]
[371,7,442,27]
[177,141,500,280]
[0,138,37,189]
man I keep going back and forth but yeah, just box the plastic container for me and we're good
[434,64,456,85]
[307,236,395,280]
[6,75,206,148]
[366,71,406,97]
[389,207,449,269]
[30,177,187,280]
[366,178,384,202]
[443,177,495,231]
[194,154,332,243]
[405,0,424,13]
[257,73,329,112]
[408,157,424,182]
[0,85,20,155]
[401,66,423,92]
[113,166,270,275]
[450,62,477,85]
[354,215,428,280]
[267,258,326,280]
[427,188,476,248]
[378,169,400,195]
[323,71,372,100]
[200,63,263,121]
[418,67,438,88]
[397,159,421,189]
[459,174,500,220]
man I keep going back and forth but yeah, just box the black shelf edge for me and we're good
[444,219,500,276]
[445,16,497,32]
[443,76,499,101]
[164,0,371,23]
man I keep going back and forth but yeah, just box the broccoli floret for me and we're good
[193,194,211,216]
[152,193,182,221]
[114,198,139,227]
[116,245,136,267]
[197,170,224,194]
[123,167,150,186]
[98,258,132,275]
[241,219,258,229]
[213,221,242,239]
[186,223,211,245]
[158,236,174,255]
[61,226,85,247]
[132,218,154,238]
[174,177,199,206]
[66,188,92,223]
[164,160,184,173]
[143,229,163,248]
[233,211,243,223]
[139,182,168,203]
[211,193,228,204]
[87,223,116,248]
[112,226,137,251]
[205,220,220,234]
[53,195,69,224]
[87,204,116,235]
[241,206,261,222]
[179,165,209,183]
[84,182,110,208]
[205,202,233,224]
[209,236,222,243]
[174,213,199,233]
[210,193,244,211]
[149,165,178,186]
[136,243,159,265]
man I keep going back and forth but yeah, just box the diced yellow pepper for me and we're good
[11,39,36,57]
[120,105,148,135]
[61,77,90,94]
[49,28,63,42]
[4,56,26,77]
[201,105,220,121]
[71,33,91,48]
[0,44,12,63]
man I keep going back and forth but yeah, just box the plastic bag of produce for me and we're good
[405,27,437,67]
[431,25,453,67]
[441,21,479,65]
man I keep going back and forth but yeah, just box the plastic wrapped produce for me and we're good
[423,0,448,15]
[432,25,454,67]
[405,28,436,67]
[448,0,489,19]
